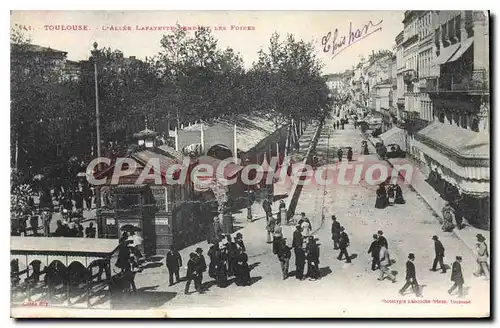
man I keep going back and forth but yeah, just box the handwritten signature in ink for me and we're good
[321,20,383,59]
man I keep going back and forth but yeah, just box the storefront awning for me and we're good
[380,127,406,151]
[449,37,474,63]
[435,42,461,65]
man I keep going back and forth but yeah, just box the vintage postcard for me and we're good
[10,10,490,318]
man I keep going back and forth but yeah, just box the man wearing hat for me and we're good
[331,215,341,250]
[185,252,203,294]
[449,256,464,297]
[337,227,351,263]
[430,235,446,273]
[473,234,489,280]
[399,253,421,296]
[235,233,246,252]
[195,247,207,289]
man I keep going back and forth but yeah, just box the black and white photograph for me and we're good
[9,10,490,318]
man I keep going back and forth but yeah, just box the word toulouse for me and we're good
[86,156,414,187]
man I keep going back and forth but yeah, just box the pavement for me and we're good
[126,121,490,317]
[17,121,490,317]
[364,133,490,255]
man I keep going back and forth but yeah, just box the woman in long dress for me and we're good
[375,184,388,209]
[394,184,406,204]
[235,248,251,286]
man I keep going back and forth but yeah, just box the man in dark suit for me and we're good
[368,234,381,270]
[399,253,421,296]
[166,247,182,286]
[448,256,464,297]
[331,216,341,250]
[377,230,388,249]
[430,235,446,273]
[195,247,207,290]
[337,227,351,263]
[185,253,203,294]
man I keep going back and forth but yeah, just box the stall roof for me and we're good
[11,237,119,256]
[197,155,244,178]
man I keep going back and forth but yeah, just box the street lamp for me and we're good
[246,158,253,222]
[91,42,102,209]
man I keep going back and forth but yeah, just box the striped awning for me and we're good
[435,42,461,65]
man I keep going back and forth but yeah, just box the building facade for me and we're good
[412,10,490,228]
[418,11,437,122]
[402,11,421,121]
[395,31,405,122]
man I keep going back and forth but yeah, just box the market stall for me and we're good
[11,236,120,308]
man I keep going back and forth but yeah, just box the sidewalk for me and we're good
[363,132,490,255]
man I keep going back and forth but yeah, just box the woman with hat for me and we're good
[305,236,320,281]
[272,220,284,255]
[235,233,246,252]
[473,234,489,280]
[266,215,276,244]
[215,240,229,287]
[235,247,251,286]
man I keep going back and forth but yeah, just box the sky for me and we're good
[11,10,404,74]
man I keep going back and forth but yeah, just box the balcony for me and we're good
[426,71,489,95]
[403,69,417,82]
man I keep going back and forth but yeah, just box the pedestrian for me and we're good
[378,245,396,282]
[277,238,291,280]
[225,235,238,277]
[337,148,343,161]
[430,235,446,273]
[235,232,246,252]
[29,214,39,236]
[235,247,251,286]
[473,234,489,280]
[377,230,388,249]
[211,216,224,244]
[306,236,320,280]
[368,234,381,271]
[266,215,276,244]
[85,222,96,238]
[337,227,351,263]
[215,241,229,288]
[195,247,207,290]
[441,201,456,232]
[262,197,273,222]
[83,181,93,211]
[185,253,203,295]
[207,243,218,279]
[278,200,287,224]
[331,215,341,250]
[166,246,182,286]
[394,184,405,204]
[273,221,284,255]
[399,253,421,296]
[375,183,388,209]
[298,212,307,227]
[347,147,353,161]
[128,231,144,261]
[76,222,84,237]
[387,184,395,204]
[301,217,312,238]
[294,243,306,280]
[448,256,464,297]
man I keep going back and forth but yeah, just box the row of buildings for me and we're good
[326,10,490,228]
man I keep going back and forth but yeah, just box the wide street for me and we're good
[125,118,489,317]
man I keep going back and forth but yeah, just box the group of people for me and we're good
[332,120,345,130]
[53,219,96,238]
[272,213,320,281]
[166,231,252,295]
[375,182,405,209]
[365,229,489,298]
[336,147,353,162]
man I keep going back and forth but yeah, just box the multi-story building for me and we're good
[412,11,490,228]
[418,11,437,122]
[402,11,421,120]
[395,32,405,121]
[326,74,345,91]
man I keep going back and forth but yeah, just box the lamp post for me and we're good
[246,158,253,222]
[91,42,102,209]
